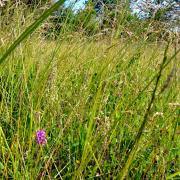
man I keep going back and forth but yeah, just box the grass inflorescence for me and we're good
[0,2,180,179]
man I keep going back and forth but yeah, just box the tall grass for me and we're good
[0,2,180,179]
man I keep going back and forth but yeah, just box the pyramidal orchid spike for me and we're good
[36,129,47,145]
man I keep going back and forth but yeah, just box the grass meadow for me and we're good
[0,2,180,179]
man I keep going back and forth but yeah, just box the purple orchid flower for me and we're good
[36,129,47,145]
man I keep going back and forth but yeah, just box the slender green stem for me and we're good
[119,43,170,180]
[0,0,65,65]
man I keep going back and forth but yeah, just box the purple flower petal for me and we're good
[36,129,47,145]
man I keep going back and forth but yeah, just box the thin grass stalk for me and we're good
[133,48,180,103]
[74,73,105,179]
[0,0,65,65]
[119,42,170,180]
[167,171,180,179]
[111,47,180,121]
[106,47,180,146]
[0,127,16,178]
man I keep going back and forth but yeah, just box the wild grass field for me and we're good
[0,2,180,179]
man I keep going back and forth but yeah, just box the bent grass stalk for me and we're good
[119,43,170,179]
[107,47,180,144]
[74,67,106,178]
[167,171,180,179]
[0,0,65,65]
[0,11,179,177]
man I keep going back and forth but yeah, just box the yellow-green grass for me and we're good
[0,3,180,178]
[0,34,179,179]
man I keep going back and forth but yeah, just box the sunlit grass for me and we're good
[0,3,179,179]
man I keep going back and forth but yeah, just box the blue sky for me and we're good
[52,0,145,16]
[52,0,87,12]
[52,0,180,18]
[64,0,87,12]
[51,0,180,32]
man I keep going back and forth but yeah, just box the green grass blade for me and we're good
[119,43,170,180]
[0,0,65,65]
[167,171,180,179]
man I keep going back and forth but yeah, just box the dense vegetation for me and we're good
[0,1,179,179]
